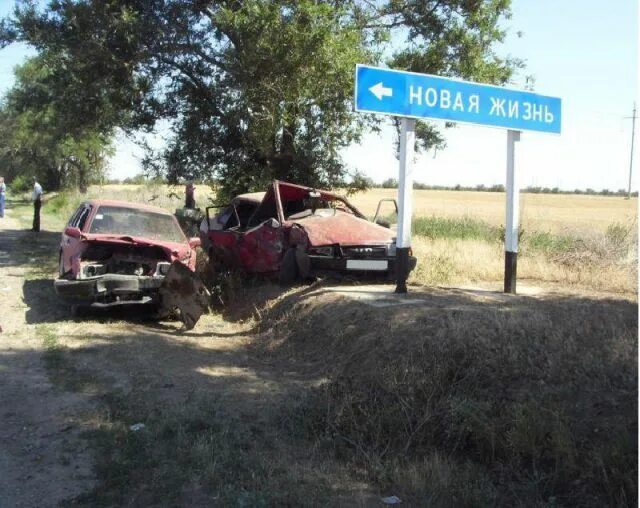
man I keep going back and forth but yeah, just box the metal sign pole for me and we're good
[395,117,416,293]
[504,129,521,294]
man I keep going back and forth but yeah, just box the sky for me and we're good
[0,0,637,191]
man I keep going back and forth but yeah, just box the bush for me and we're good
[381,178,398,188]
[10,174,31,193]
[412,216,499,241]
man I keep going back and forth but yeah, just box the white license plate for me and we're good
[346,259,388,271]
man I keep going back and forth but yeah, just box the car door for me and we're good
[60,204,92,275]
[235,218,285,273]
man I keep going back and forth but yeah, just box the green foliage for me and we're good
[413,215,500,241]
[0,56,114,190]
[46,192,83,220]
[522,230,578,253]
[345,171,374,195]
[9,174,31,193]
[606,222,633,250]
[2,0,520,196]
[122,174,151,185]
[381,178,398,188]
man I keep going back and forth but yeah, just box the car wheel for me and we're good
[279,248,299,286]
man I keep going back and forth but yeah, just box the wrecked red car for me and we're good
[54,199,202,309]
[200,181,417,283]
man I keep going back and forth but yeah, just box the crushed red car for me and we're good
[200,181,417,283]
[54,200,208,324]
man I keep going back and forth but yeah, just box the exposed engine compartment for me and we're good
[77,243,172,279]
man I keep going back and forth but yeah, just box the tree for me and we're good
[0,55,113,190]
[2,1,521,197]
[381,177,399,188]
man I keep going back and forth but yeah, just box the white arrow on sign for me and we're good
[369,82,393,100]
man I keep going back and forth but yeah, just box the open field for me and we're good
[0,187,637,506]
[349,188,638,235]
[91,184,638,235]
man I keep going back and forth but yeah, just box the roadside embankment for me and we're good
[257,284,638,506]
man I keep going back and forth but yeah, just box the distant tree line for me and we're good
[377,178,638,196]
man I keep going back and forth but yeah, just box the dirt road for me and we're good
[0,214,96,507]
[0,207,348,506]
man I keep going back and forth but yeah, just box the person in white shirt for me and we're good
[0,177,6,218]
[32,178,43,232]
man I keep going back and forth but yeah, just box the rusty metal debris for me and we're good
[159,261,210,330]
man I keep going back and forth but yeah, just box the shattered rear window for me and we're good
[89,206,186,243]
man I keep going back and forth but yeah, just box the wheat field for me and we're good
[348,188,637,235]
[95,184,637,234]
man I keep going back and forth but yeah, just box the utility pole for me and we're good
[627,103,636,199]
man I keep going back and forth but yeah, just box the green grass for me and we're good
[412,215,500,241]
[521,230,580,253]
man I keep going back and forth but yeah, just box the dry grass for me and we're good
[410,236,638,294]
[79,185,639,237]
[259,287,638,507]
[94,183,218,210]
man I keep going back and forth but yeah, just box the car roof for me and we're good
[83,199,174,215]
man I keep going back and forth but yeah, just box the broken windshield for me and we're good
[89,206,186,243]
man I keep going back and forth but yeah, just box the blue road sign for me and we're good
[355,65,561,134]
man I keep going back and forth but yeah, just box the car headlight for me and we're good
[81,263,106,278]
[155,262,171,276]
[309,246,334,256]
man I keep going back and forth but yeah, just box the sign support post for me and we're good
[395,118,416,293]
[504,129,521,294]
[354,65,560,295]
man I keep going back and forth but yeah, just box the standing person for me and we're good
[185,182,196,209]
[32,178,43,232]
[0,177,6,218]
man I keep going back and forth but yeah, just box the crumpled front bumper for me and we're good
[54,274,165,304]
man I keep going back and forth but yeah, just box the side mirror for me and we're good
[189,237,201,249]
[268,218,280,228]
[64,226,81,239]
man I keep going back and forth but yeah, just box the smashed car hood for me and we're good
[292,212,395,246]
[79,233,191,259]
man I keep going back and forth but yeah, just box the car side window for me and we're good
[68,205,84,227]
[76,206,92,231]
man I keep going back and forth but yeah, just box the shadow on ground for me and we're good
[0,228,60,270]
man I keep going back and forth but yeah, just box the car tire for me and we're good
[279,248,299,286]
